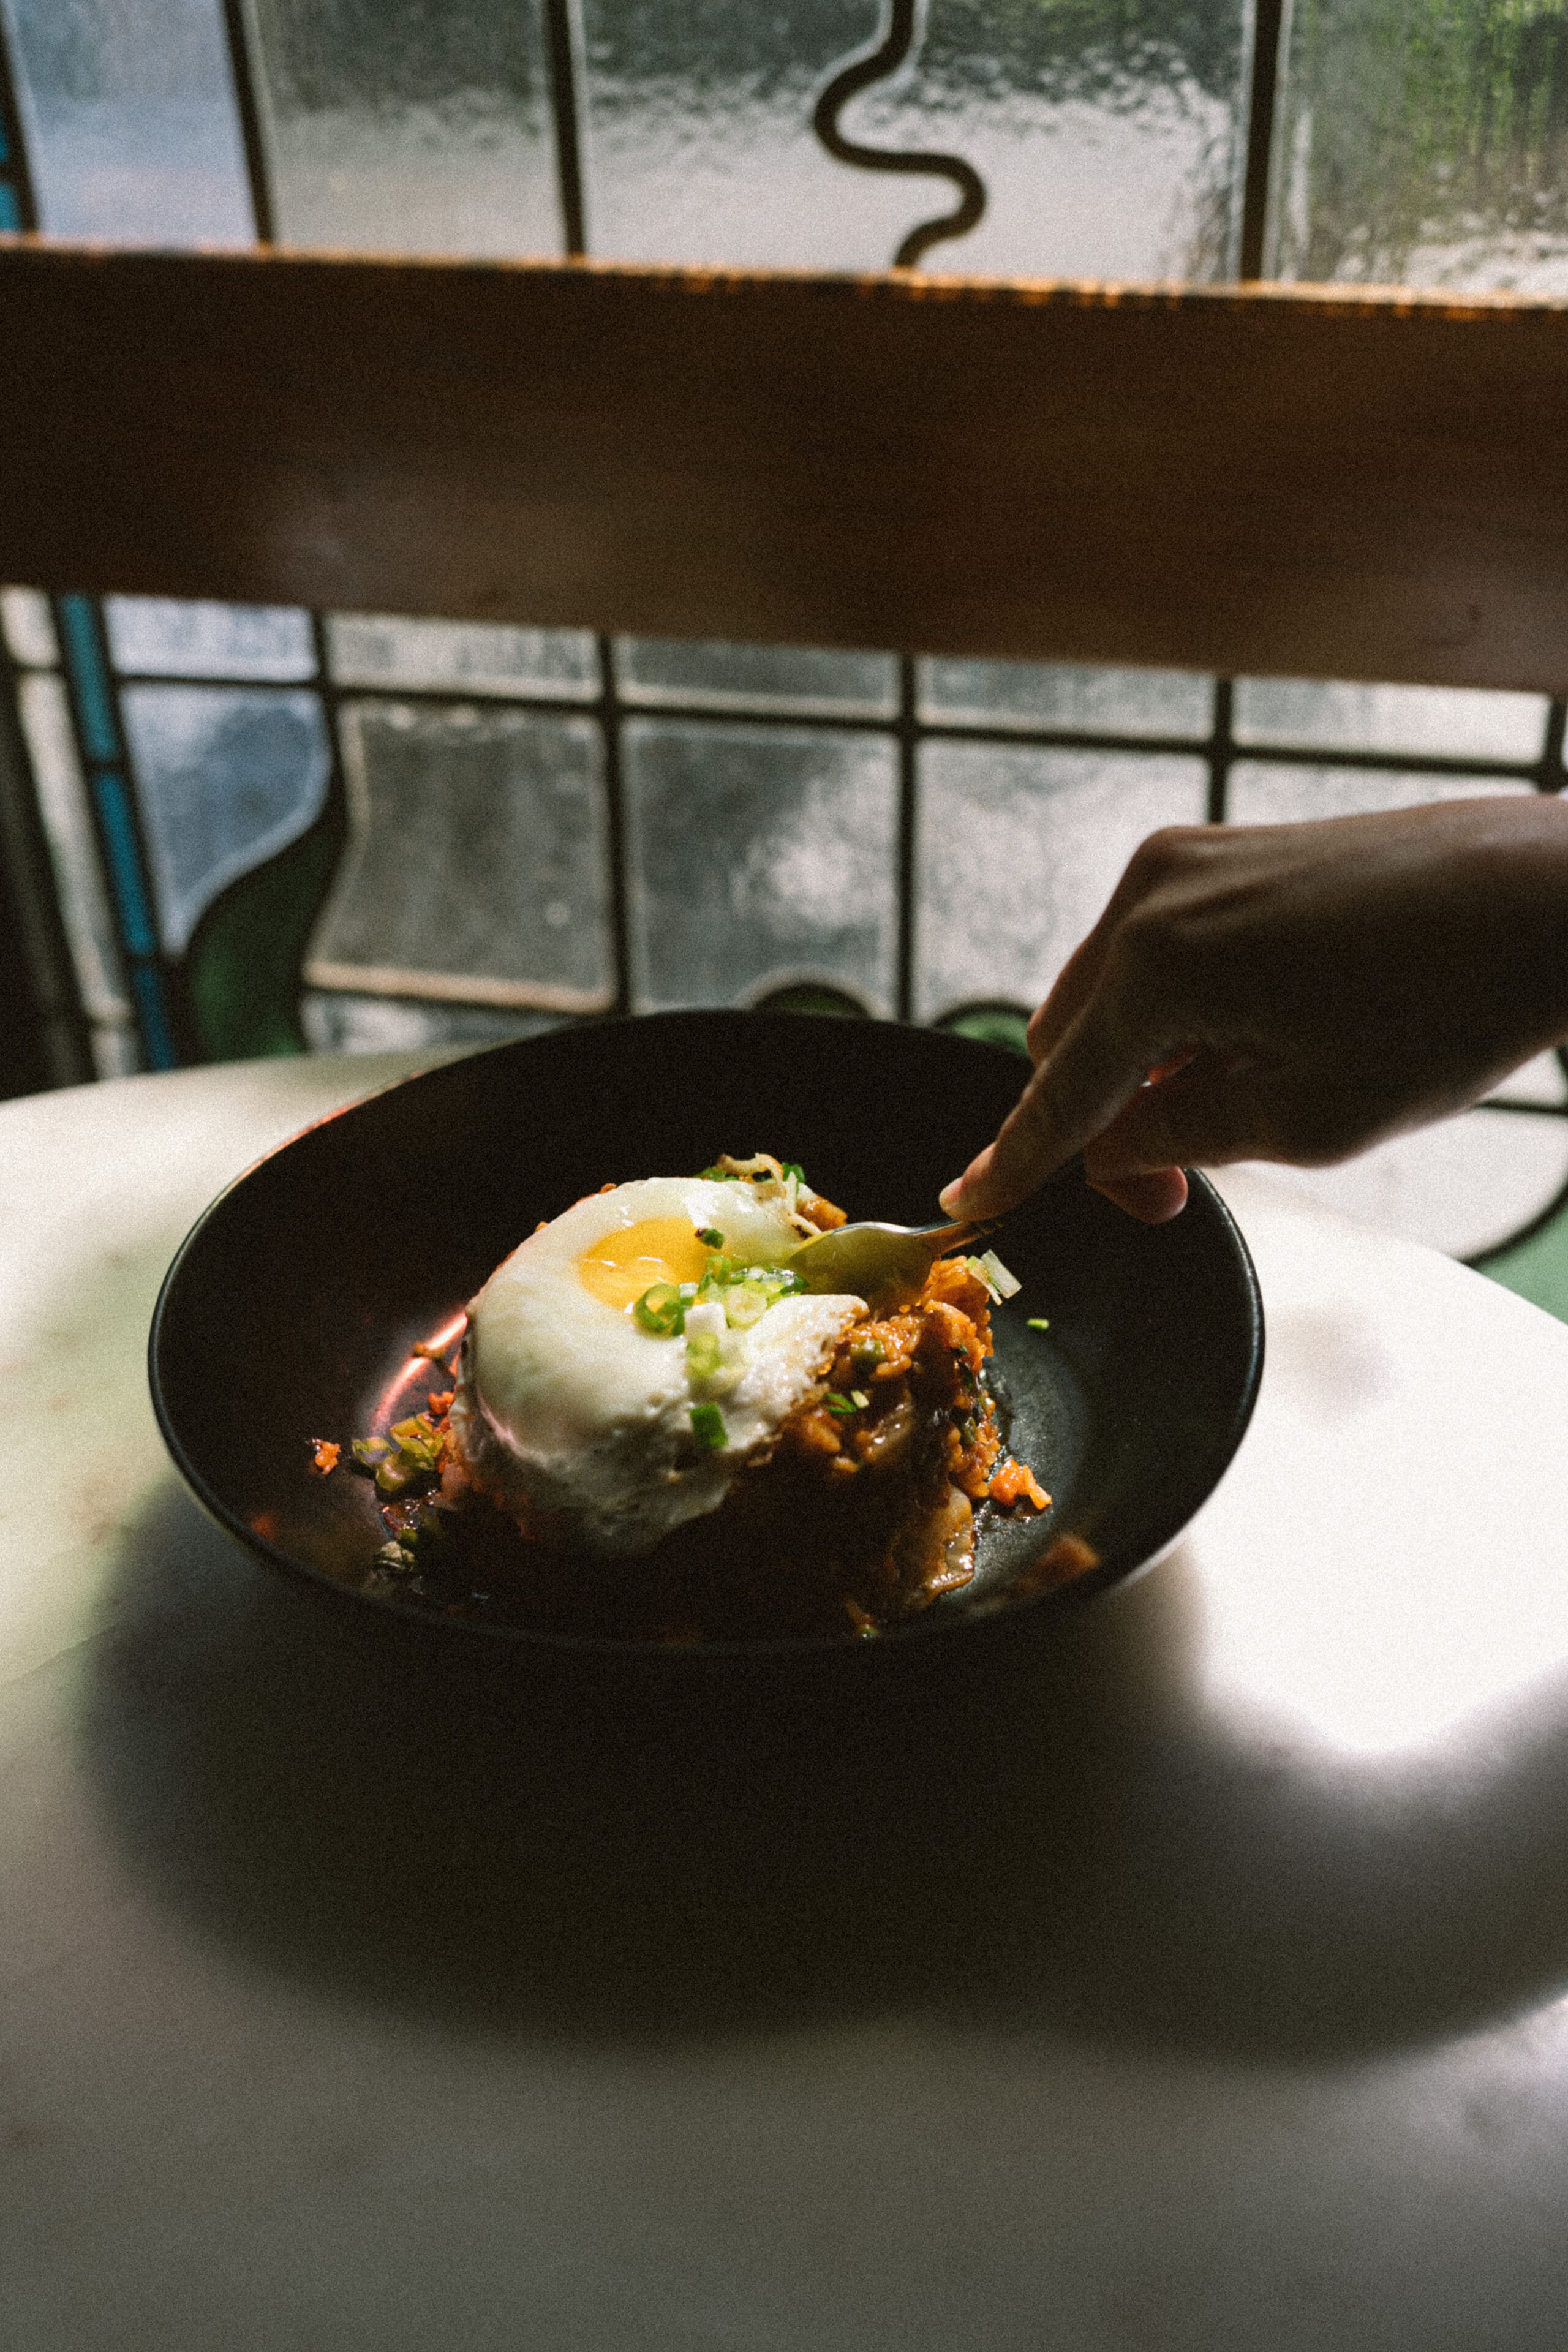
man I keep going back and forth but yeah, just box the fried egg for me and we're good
[450,1177,864,1555]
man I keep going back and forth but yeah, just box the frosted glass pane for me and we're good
[625,718,898,1013]
[1238,1110,1568,1260]
[325,614,598,699]
[919,658,1212,737]
[0,587,58,671]
[1273,0,1568,292]
[1,0,252,243]
[300,992,559,1054]
[307,703,614,1011]
[583,0,1248,277]
[15,673,132,1027]
[241,0,560,255]
[1234,678,1547,764]
[616,638,897,717]
[1226,763,1530,825]
[121,685,332,954]
[1488,1052,1568,1107]
[105,598,317,682]
[914,743,1207,1022]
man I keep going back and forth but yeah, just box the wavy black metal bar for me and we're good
[813,0,986,269]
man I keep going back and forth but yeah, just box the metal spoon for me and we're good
[788,1216,993,1310]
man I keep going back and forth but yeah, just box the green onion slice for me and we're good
[724,1282,769,1329]
[823,1392,859,1417]
[965,1250,1023,1304]
[695,1226,724,1248]
[690,1401,728,1450]
[1027,1316,1050,1331]
[634,1281,687,1335]
[685,1330,723,1382]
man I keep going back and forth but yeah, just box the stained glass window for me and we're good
[4,0,1568,1301]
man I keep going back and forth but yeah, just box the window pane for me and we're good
[120,685,333,954]
[919,658,1213,738]
[616,638,897,718]
[1226,763,1530,824]
[300,992,560,1054]
[582,0,1249,277]
[624,718,898,1012]
[325,614,598,699]
[1,0,252,242]
[1273,0,1568,292]
[240,0,560,255]
[306,702,614,1011]
[1239,1110,1568,1261]
[105,598,317,682]
[1234,677,1547,764]
[914,743,1207,1022]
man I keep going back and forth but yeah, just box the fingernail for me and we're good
[938,1179,963,1216]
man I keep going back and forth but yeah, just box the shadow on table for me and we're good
[75,1474,1568,2064]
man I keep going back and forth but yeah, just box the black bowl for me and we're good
[149,1011,1262,1651]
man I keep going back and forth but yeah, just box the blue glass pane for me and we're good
[89,769,158,959]
[127,959,177,1072]
[105,598,317,682]
[56,597,121,764]
[0,183,20,232]
[1,0,252,243]
[120,685,332,954]
[624,718,899,1013]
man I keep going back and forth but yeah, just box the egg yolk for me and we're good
[576,1218,714,1313]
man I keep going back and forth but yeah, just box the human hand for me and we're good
[939,796,1568,1223]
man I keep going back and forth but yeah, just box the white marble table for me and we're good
[7,1052,1568,2350]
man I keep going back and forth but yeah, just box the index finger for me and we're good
[940,981,1177,1218]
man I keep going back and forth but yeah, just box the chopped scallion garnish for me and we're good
[685,1329,723,1383]
[978,1249,1022,1299]
[965,1250,1023,1304]
[782,1161,805,1182]
[1027,1316,1050,1331]
[823,1392,859,1417]
[633,1281,687,1335]
[695,1226,724,1248]
[690,1401,728,1449]
[850,1389,869,1409]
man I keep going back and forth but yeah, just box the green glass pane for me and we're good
[1474,1182,1568,1322]
[937,1004,1032,1056]
[184,810,343,1063]
[1273,0,1568,289]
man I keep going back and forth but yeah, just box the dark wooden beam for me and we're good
[2,238,1568,693]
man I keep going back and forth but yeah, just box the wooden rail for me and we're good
[2,238,1567,693]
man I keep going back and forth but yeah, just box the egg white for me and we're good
[450,1177,864,1555]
